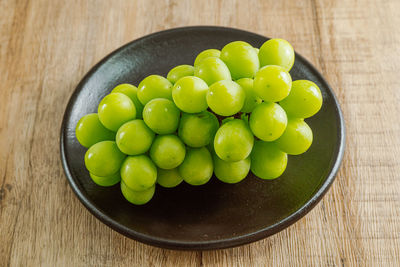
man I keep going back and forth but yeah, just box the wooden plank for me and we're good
[0,0,399,266]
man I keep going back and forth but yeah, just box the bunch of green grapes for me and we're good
[75,38,322,205]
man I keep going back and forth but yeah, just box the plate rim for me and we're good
[60,25,346,250]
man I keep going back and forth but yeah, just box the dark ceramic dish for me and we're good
[60,26,345,250]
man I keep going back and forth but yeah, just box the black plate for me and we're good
[60,26,345,250]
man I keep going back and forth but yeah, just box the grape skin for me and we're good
[98,93,137,131]
[172,76,209,113]
[206,80,245,116]
[116,120,155,155]
[112,84,144,118]
[214,119,254,162]
[90,172,121,187]
[250,141,288,180]
[236,78,262,113]
[121,180,155,205]
[279,80,322,118]
[194,57,231,86]
[150,135,186,169]
[274,118,313,155]
[84,141,126,177]
[167,65,195,84]
[253,65,292,102]
[194,49,221,66]
[120,155,157,191]
[249,102,288,142]
[178,111,219,147]
[143,98,180,134]
[137,75,173,105]
[157,168,183,188]
[213,154,250,184]
[75,113,115,148]
[258,38,295,71]
[220,41,260,80]
[179,147,213,186]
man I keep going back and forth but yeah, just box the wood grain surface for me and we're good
[1,0,399,266]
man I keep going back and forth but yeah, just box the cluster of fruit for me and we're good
[76,38,322,205]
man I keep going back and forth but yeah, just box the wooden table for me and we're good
[1,0,399,266]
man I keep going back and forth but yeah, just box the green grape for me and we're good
[150,135,186,169]
[157,167,183,188]
[178,111,219,147]
[206,80,245,116]
[279,80,322,118]
[249,102,287,141]
[137,75,173,105]
[98,93,136,131]
[253,65,292,102]
[220,41,260,80]
[250,141,288,180]
[89,172,120,187]
[236,78,262,113]
[121,180,155,205]
[167,65,195,84]
[258,38,295,71]
[214,119,254,162]
[194,49,221,66]
[116,120,155,155]
[172,76,209,113]
[274,118,313,155]
[111,83,144,118]
[120,155,157,191]
[179,147,213,186]
[213,154,250,184]
[75,113,115,148]
[142,98,180,134]
[206,141,215,154]
[254,47,259,54]
[84,141,126,177]
[194,57,231,86]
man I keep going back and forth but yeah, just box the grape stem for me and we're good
[207,107,246,124]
